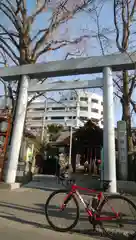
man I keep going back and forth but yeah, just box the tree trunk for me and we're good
[9,23,32,144]
[121,70,133,180]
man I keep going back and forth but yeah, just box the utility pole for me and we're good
[41,95,48,142]
[68,91,79,166]
[69,124,72,165]
[0,78,10,108]
[65,105,73,166]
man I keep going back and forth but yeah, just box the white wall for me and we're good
[26,91,103,129]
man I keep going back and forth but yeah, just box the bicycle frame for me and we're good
[61,184,119,221]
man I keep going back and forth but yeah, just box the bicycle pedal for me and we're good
[88,216,94,224]
[92,224,97,232]
[119,223,124,228]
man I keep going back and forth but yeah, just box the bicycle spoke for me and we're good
[45,189,80,232]
[99,195,136,240]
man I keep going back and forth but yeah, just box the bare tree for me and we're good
[0,0,94,66]
[113,0,136,158]
[0,0,95,133]
[92,1,136,146]
[96,0,136,179]
[0,0,97,156]
[0,0,94,99]
[84,0,136,179]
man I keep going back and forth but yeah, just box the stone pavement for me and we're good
[0,175,136,240]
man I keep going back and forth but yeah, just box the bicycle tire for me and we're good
[45,189,80,232]
[98,194,136,240]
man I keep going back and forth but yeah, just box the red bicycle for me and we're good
[45,171,136,240]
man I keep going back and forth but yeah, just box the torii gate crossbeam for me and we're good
[28,78,103,92]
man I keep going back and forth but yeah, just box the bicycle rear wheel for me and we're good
[98,195,136,240]
[45,189,80,232]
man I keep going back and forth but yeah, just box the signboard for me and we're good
[117,121,128,180]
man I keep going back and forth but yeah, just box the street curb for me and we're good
[30,174,136,195]
[117,180,136,194]
[74,227,134,240]
[0,182,21,190]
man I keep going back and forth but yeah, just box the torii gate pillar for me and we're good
[103,67,116,193]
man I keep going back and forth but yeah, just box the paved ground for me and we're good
[0,188,106,240]
[0,216,105,240]
[0,175,136,240]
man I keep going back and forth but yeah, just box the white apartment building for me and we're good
[26,91,103,131]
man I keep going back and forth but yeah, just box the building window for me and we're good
[91,118,99,123]
[69,116,76,119]
[101,111,103,115]
[80,116,88,121]
[91,108,99,113]
[69,107,76,110]
[70,97,76,100]
[80,97,88,102]
[80,106,88,111]
[52,107,65,111]
[32,117,42,120]
[101,121,104,125]
[33,108,46,111]
[91,99,98,103]
[101,102,103,106]
[51,117,64,120]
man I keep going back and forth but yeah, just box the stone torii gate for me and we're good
[0,52,136,192]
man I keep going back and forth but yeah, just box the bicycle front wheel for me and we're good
[98,195,136,240]
[45,189,80,232]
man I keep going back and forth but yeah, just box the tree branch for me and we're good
[130,0,136,20]
[31,28,48,43]
[130,99,136,113]
[0,44,19,65]
[7,83,15,110]
[35,35,90,60]
[15,0,22,16]
[0,37,19,61]
[6,0,23,25]
[113,76,123,92]
[31,20,58,59]
[32,0,92,58]
[27,0,47,24]
[0,49,7,65]
[64,49,85,59]
[94,4,105,55]
[126,0,130,22]
[0,30,19,38]
[113,0,124,52]
[121,0,130,51]
[114,91,122,100]
[27,92,45,106]
[0,2,22,31]
[0,24,19,50]
[129,75,136,98]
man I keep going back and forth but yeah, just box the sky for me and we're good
[0,0,132,126]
